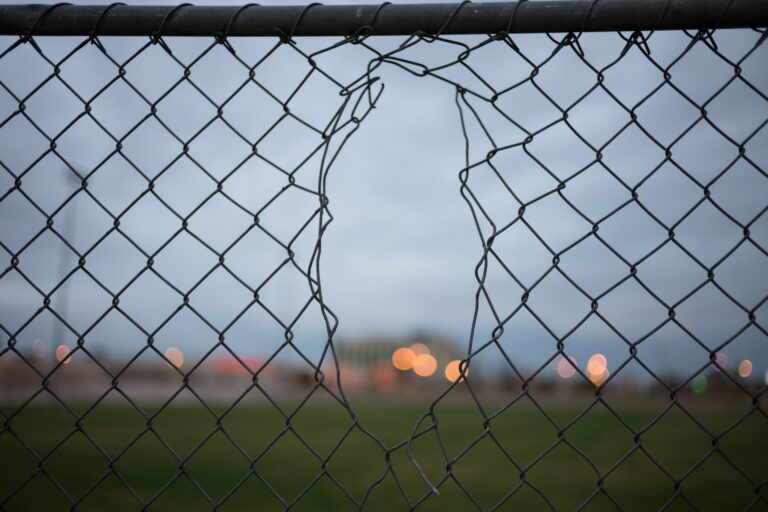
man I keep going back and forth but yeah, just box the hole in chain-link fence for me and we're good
[0,2,767,511]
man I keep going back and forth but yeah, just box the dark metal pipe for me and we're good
[0,0,766,38]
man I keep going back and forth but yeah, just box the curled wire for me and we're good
[216,3,260,54]
[88,2,126,52]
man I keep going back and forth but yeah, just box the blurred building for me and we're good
[334,334,462,393]
[336,334,460,369]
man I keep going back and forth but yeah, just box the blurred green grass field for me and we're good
[1,401,765,511]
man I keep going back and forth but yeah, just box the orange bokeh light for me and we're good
[165,347,184,368]
[738,359,752,378]
[587,354,609,386]
[445,360,468,382]
[587,354,607,376]
[55,344,71,365]
[556,356,577,379]
[392,348,416,371]
[590,368,610,386]
[409,343,430,356]
[412,354,437,377]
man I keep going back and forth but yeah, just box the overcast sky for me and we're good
[0,1,766,383]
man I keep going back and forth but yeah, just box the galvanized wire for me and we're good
[0,1,766,510]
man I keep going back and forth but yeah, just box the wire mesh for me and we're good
[0,2,766,511]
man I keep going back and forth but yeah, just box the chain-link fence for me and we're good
[1,1,767,510]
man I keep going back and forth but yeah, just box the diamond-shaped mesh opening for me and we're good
[0,115,51,173]
[1,9,766,511]
[150,231,216,291]
[533,43,596,109]
[570,406,636,468]
[290,474,357,511]
[642,406,714,476]
[0,190,46,253]
[707,78,768,142]
[672,119,738,184]
[22,76,83,138]
[681,451,758,510]
[718,410,768,485]
[15,230,75,293]
[111,429,180,501]
[1,471,72,510]
[527,442,603,510]
[183,347,254,411]
[119,117,181,178]
[0,431,45,501]
[186,192,253,252]
[187,267,253,329]
[490,397,558,467]
[711,158,768,224]
[636,83,702,146]
[152,156,216,218]
[75,472,140,512]
[183,428,251,502]
[562,163,630,221]
[11,154,80,213]
[51,192,114,254]
[116,191,180,253]
[324,428,389,501]
[254,429,324,502]
[115,269,180,332]
[602,448,673,510]
[42,429,111,500]
[88,79,149,139]
[219,394,285,454]
[558,234,628,296]
[79,391,148,456]
[3,391,74,457]
[449,433,523,508]
[216,474,285,512]
[527,121,596,182]
[55,115,115,172]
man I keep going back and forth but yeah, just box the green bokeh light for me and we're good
[692,374,708,394]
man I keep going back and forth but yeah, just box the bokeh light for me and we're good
[714,352,727,371]
[590,368,610,386]
[55,344,71,365]
[392,347,416,371]
[32,339,47,358]
[587,354,608,386]
[409,343,430,356]
[556,356,577,379]
[412,354,437,377]
[165,347,184,368]
[445,360,468,382]
[587,354,607,376]
[692,374,707,394]
[737,359,752,378]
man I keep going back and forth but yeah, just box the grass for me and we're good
[0,399,765,511]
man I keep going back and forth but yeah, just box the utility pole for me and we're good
[49,169,80,362]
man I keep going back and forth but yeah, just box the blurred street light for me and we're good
[391,347,416,371]
[165,347,184,368]
[55,344,71,365]
[556,356,577,379]
[445,359,468,382]
[737,359,752,378]
[412,353,437,377]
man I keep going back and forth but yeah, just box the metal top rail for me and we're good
[0,0,766,38]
